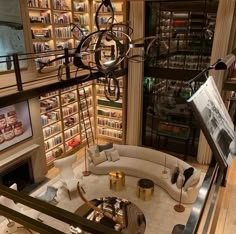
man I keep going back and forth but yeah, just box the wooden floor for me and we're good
[212,158,236,234]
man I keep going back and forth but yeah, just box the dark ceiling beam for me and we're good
[0,69,127,108]
[144,67,206,82]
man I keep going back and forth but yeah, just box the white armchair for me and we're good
[54,154,82,200]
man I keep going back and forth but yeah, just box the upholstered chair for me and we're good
[54,154,82,200]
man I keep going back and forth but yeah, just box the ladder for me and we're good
[78,86,95,148]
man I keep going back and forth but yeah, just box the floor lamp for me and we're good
[83,146,91,176]
[174,176,185,213]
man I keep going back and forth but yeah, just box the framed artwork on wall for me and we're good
[0,101,33,151]
[187,76,234,171]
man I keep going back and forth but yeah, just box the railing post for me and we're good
[12,53,23,91]
[64,48,70,80]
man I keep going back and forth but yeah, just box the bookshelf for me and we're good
[39,81,94,167]
[95,76,125,143]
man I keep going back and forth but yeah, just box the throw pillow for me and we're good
[98,142,113,152]
[183,167,194,186]
[93,151,107,165]
[87,145,99,157]
[171,166,180,184]
[183,170,201,191]
[104,147,116,161]
[110,150,120,162]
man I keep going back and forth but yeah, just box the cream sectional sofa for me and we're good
[88,144,204,204]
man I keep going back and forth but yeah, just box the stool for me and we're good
[109,171,125,191]
[137,178,154,201]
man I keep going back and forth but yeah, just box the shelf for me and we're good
[98,134,122,142]
[40,106,60,114]
[45,142,63,153]
[97,114,122,121]
[65,132,80,142]
[44,131,62,140]
[42,119,61,128]
[62,99,78,107]
[97,124,122,131]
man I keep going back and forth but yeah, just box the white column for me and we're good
[126,0,145,145]
[196,0,236,164]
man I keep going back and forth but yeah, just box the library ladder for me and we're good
[78,86,95,147]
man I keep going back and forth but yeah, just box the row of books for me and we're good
[97,109,122,120]
[33,42,51,53]
[97,118,122,129]
[64,126,79,140]
[32,28,52,39]
[73,14,88,26]
[28,0,49,8]
[98,127,122,139]
[43,123,61,138]
[40,97,59,112]
[52,0,69,10]
[54,13,71,24]
[30,13,51,24]
[62,104,78,117]
[45,135,63,150]
[41,111,60,126]
[54,27,71,38]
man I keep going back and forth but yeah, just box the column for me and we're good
[126,0,145,145]
[196,0,236,164]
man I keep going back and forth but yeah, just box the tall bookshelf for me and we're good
[39,81,94,167]
[95,76,125,143]
[25,0,127,70]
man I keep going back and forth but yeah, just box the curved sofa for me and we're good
[88,144,204,204]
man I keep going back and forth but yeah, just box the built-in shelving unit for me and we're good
[149,8,216,70]
[95,76,125,143]
[39,81,94,167]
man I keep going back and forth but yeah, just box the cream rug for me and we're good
[28,158,202,234]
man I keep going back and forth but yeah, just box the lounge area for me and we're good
[0,143,208,234]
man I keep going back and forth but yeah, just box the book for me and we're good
[187,76,234,171]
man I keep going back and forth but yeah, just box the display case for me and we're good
[146,2,216,70]
[142,77,200,158]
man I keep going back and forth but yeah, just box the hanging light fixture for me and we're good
[38,0,168,101]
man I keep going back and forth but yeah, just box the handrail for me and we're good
[0,184,121,234]
[183,163,220,233]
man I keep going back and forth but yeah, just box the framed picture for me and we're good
[187,76,234,171]
[0,101,33,151]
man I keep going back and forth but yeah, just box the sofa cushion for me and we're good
[104,147,116,161]
[183,167,194,186]
[87,145,99,157]
[183,169,201,191]
[93,151,107,165]
[110,150,120,162]
[98,143,113,152]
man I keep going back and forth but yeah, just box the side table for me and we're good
[109,171,125,191]
[137,178,154,201]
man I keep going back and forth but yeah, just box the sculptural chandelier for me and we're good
[38,0,167,101]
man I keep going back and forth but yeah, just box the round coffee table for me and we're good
[72,197,146,233]
[137,178,154,201]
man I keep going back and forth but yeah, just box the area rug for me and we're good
[30,159,205,234]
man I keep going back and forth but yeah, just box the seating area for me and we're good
[0,144,206,233]
[87,143,204,204]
